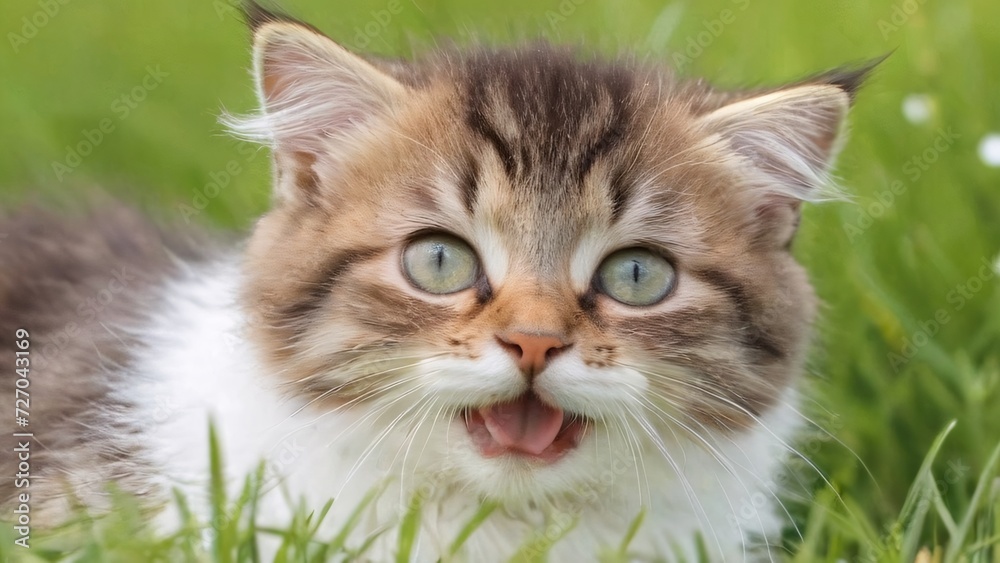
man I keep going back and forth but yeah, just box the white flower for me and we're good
[977,133,1000,167]
[901,94,933,124]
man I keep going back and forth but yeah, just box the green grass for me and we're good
[1,0,999,560]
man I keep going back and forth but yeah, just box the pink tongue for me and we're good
[479,395,564,456]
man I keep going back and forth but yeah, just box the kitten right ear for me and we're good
[695,59,880,246]
[697,84,851,203]
[226,2,407,202]
[696,59,880,203]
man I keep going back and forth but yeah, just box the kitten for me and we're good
[0,3,873,560]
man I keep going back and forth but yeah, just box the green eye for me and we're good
[402,234,480,294]
[597,248,675,306]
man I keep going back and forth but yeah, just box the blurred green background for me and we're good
[2,0,998,559]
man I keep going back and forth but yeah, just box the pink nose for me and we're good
[497,332,570,378]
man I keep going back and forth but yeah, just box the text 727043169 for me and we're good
[12,329,32,549]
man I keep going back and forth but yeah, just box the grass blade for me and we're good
[945,437,1000,561]
[396,493,423,563]
[897,420,957,561]
[448,500,498,556]
[208,419,233,563]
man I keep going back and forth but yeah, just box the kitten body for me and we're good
[129,256,799,561]
[0,238,790,560]
[0,5,872,561]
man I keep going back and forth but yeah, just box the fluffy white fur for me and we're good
[126,256,804,562]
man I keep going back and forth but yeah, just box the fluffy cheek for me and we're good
[534,358,648,419]
[419,348,526,405]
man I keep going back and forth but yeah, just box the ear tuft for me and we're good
[242,0,280,34]
[810,53,889,103]
[241,1,328,40]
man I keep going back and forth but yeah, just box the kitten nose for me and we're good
[497,332,570,378]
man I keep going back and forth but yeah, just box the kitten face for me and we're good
[233,10,861,501]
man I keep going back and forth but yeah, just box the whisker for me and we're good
[620,403,729,559]
[334,382,439,498]
[272,370,431,447]
[616,359,859,540]
[393,394,439,502]
[632,390,785,557]
[272,353,445,426]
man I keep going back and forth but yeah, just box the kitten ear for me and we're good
[698,82,852,201]
[696,62,879,244]
[226,3,407,202]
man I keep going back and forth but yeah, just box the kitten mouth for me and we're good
[463,392,588,463]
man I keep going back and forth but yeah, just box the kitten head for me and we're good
[228,6,868,502]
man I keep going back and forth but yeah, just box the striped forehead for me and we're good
[445,48,641,282]
[465,159,585,283]
[459,48,636,207]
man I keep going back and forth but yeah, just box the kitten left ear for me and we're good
[226,2,407,203]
